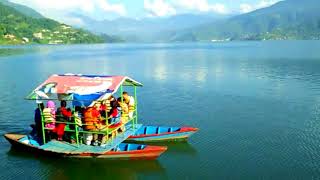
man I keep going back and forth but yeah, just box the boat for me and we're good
[4,73,198,159]
[126,125,198,142]
[5,134,167,159]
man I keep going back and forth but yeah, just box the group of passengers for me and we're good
[33,92,135,146]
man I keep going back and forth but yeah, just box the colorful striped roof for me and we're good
[26,74,142,103]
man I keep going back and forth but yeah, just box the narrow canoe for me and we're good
[4,134,167,160]
[126,126,198,143]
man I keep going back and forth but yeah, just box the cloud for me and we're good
[240,4,254,13]
[257,0,281,8]
[173,0,228,14]
[97,0,126,16]
[10,0,126,17]
[240,0,281,13]
[144,0,176,17]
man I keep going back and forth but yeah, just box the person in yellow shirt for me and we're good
[122,92,135,119]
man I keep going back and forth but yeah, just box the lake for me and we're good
[1,41,320,179]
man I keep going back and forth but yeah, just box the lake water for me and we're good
[1,41,320,179]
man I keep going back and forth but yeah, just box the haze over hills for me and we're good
[67,0,320,42]
[173,0,320,41]
[69,13,230,42]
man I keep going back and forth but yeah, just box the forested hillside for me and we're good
[0,2,104,44]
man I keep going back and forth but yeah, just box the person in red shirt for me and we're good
[54,100,72,141]
[108,100,121,124]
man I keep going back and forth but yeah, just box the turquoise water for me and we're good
[1,41,320,179]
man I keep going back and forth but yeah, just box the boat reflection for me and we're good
[139,142,197,156]
[8,148,167,179]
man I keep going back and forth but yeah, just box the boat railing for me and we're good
[36,82,140,147]
[40,111,138,147]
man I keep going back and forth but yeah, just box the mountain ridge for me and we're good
[172,0,320,41]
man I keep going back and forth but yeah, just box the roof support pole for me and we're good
[73,106,79,147]
[120,84,123,103]
[134,85,138,126]
[40,104,46,144]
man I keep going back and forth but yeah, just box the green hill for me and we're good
[0,2,104,45]
[173,0,320,41]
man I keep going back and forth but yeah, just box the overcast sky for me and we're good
[9,0,281,24]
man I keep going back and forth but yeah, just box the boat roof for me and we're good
[26,74,142,103]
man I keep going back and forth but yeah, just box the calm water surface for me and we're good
[1,41,320,179]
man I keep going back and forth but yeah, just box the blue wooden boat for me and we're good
[5,134,167,160]
[126,125,198,142]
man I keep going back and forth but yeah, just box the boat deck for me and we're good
[39,124,142,154]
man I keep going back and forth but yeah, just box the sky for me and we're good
[9,0,282,24]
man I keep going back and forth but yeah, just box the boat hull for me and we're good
[4,134,167,160]
[126,126,198,143]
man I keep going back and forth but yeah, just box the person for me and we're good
[100,96,115,118]
[122,92,135,119]
[117,97,129,122]
[69,106,83,144]
[108,100,121,124]
[74,106,83,128]
[94,101,105,117]
[43,101,56,129]
[54,100,72,141]
[99,100,122,146]
[33,102,44,142]
[83,104,101,145]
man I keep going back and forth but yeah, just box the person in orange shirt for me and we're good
[83,103,101,145]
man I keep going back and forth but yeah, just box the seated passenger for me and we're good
[122,92,135,119]
[69,106,83,144]
[108,100,121,124]
[100,96,114,118]
[83,105,101,145]
[74,106,83,128]
[43,100,56,129]
[54,100,72,141]
[117,97,129,123]
[100,98,121,146]
[94,101,105,118]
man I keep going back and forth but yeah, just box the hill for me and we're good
[0,1,104,44]
[172,0,320,41]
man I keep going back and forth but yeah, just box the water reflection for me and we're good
[154,65,167,81]
[164,142,197,156]
[151,50,169,82]
[195,68,207,83]
[0,48,29,57]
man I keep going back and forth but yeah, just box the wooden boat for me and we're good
[126,125,198,142]
[4,74,169,160]
[4,74,197,159]
[4,134,167,160]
